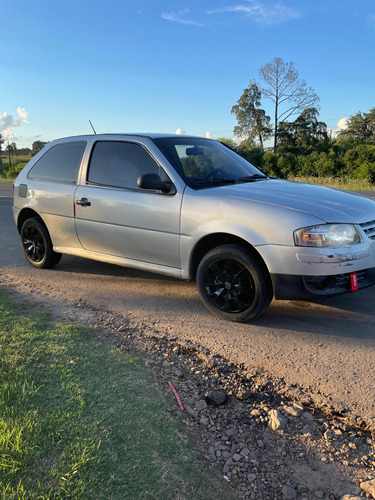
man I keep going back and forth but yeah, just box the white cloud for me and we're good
[162,9,209,27]
[206,0,300,25]
[0,107,28,142]
[175,128,186,135]
[337,117,349,130]
[328,118,349,138]
[205,131,212,138]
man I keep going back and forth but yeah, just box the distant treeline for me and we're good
[1,106,375,184]
[222,107,375,183]
[0,140,47,179]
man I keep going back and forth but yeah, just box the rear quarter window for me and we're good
[28,141,86,183]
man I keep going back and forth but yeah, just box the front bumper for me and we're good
[272,268,375,300]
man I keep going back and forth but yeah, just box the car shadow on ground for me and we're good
[55,255,181,281]
[29,254,375,341]
[254,294,375,341]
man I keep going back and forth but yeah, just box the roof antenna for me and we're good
[89,120,97,135]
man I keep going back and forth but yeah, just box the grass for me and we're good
[0,154,31,181]
[287,175,375,191]
[0,154,32,166]
[0,290,232,499]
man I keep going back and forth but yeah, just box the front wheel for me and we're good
[20,218,62,269]
[196,244,273,322]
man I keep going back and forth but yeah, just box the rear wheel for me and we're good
[196,244,272,322]
[20,218,62,269]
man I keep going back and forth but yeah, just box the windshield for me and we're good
[154,137,267,188]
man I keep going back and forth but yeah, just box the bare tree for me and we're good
[259,57,319,152]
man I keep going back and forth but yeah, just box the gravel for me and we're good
[2,285,375,500]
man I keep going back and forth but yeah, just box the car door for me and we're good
[74,140,182,269]
[25,140,87,249]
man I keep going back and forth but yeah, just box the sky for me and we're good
[1,0,375,148]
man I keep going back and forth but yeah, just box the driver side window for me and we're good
[88,141,168,190]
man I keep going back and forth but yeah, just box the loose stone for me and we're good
[205,391,228,407]
[268,409,287,430]
[195,399,207,411]
[360,479,375,498]
[282,484,297,499]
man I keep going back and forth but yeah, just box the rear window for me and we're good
[28,141,86,183]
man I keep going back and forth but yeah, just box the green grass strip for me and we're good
[0,291,231,499]
[287,175,375,191]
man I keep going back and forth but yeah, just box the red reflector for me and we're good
[350,272,358,291]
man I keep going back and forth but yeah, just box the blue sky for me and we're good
[1,0,374,147]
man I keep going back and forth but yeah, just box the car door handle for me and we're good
[76,198,91,207]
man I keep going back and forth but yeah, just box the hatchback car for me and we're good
[13,133,375,322]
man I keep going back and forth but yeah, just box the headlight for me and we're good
[294,224,361,247]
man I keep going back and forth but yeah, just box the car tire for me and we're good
[20,218,62,269]
[196,244,273,322]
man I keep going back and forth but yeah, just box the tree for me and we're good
[0,134,3,167]
[217,137,238,150]
[338,108,375,144]
[231,82,271,151]
[277,107,328,154]
[343,144,375,180]
[5,142,13,166]
[5,142,17,154]
[32,141,47,155]
[258,57,320,152]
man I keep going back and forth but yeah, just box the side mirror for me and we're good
[137,173,174,194]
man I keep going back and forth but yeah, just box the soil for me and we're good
[2,283,374,500]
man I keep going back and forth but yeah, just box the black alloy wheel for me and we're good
[22,224,45,262]
[20,218,62,269]
[203,258,255,313]
[196,244,273,322]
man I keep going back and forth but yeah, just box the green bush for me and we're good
[262,151,281,177]
[343,145,375,180]
[276,152,296,178]
[239,146,264,169]
[3,162,27,179]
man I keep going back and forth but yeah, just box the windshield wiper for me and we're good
[193,178,237,186]
[237,174,268,182]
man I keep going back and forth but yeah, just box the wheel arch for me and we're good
[17,208,44,233]
[189,232,273,294]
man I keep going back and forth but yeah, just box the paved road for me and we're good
[2,183,375,428]
[0,183,13,196]
[350,190,375,198]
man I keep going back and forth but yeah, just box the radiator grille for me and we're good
[359,220,375,240]
[305,270,367,291]
[334,269,367,288]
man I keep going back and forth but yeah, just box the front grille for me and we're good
[334,269,367,288]
[305,270,367,291]
[359,219,375,240]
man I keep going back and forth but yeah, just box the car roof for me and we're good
[50,133,214,143]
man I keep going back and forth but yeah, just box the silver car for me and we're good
[13,134,375,322]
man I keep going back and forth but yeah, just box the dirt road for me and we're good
[2,184,375,429]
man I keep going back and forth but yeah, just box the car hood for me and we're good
[223,179,375,224]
